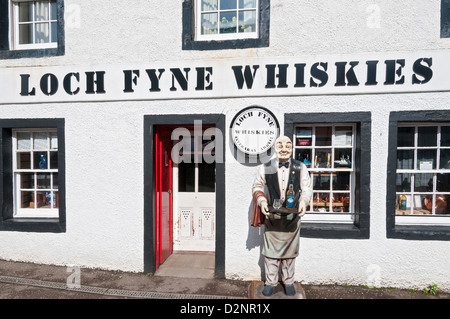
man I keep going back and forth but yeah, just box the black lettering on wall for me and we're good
[335,61,360,87]
[40,73,58,96]
[123,70,140,93]
[85,71,106,94]
[412,58,433,85]
[310,62,328,87]
[265,64,289,89]
[170,68,190,91]
[63,73,80,95]
[20,74,36,96]
[365,60,379,86]
[232,65,260,89]
[384,59,405,85]
[294,63,306,88]
[145,69,165,92]
[195,67,213,91]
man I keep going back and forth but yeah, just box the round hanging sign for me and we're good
[230,106,280,156]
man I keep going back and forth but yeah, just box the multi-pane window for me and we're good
[395,124,450,225]
[11,0,58,50]
[294,124,356,223]
[197,0,258,40]
[13,129,59,218]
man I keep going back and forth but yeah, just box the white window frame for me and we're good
[293,123,356,224]
[195,0,259,41]
[395,123,450,226]
[12,128,59,218]
[10,0,58,51]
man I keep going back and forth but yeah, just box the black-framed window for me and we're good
[0,0,64,59]
[442,0,450,38]
[182,0,270,50]
[0,119,65,233]
[387,111,450,240]
[285,112,371,239]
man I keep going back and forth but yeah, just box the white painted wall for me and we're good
[0,0,449,292]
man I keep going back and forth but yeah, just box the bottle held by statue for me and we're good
[286,184,295,210]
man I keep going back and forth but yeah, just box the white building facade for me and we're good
[1,0,450,292]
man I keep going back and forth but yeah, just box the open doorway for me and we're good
[144,115,225,279]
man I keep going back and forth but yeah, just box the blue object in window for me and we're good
[39,155,47,169]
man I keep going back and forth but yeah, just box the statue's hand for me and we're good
[298,201,307,217]
[260,200,270,217]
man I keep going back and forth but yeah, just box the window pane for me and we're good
[17,152,31,169]
[441,126,450,146]
[201,13,218,35]
[19,2,32,22]
[51,22,57,42]
[198,162,215,192]
[50,0,57,20]
[296,127,312,146]
[334,148,352,168]
[220,0,237,10]
[332,172,350,191]
[17,132,31,150]
[220,12,237,33]
[435,195,450,214]
[178,161,195,192]
[314,149,332,168]
[202,0,218,11]
[315,126,332,146]
[50,132,58,149]
[397,127,414,147]
[35,23,50,43]
[34,152,48,169]
[36,191,51,208]
[397,150,414,170]
[396,193,411,214]
[238,10,256,33]
[413,194,431,215]
[53,191,59,208]
[33,132,48,149]
[335,126,353,146]
[313,192,329,212]
[37,173,51,189]
[50,151,58,169]
[396,173,411,192]
[239,0,256,9]
[418,126,437,147]
[20,173,35,189]
[295,149,312,168]
[333,193,350,212]
[414,173,433,192]
[53,173,59,189]
[440,149,450,169]
[417,149,436,170]
[313,174,330,191]
[19,24,33,44]
[437,173,450,192]
[35,1,49,21]
[21,191,34,208]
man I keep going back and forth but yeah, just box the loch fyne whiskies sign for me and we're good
[0,49,447,104]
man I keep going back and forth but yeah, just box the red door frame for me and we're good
[154,127,173,269]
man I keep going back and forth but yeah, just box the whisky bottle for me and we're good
[400,191,407,210]
[286,184,295,209]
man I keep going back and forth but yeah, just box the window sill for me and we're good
[0,217,65,233]
[301,222,369,239]
[388,224,450,241]
[182,37,269,51]
[0,47,63,60]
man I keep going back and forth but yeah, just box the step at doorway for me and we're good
[154,251,215,279]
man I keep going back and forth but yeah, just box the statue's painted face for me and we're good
[275,136,293,162]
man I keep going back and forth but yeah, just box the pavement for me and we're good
[1,258,449,302]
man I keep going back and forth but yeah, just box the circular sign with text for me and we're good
[230,106,280,156]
